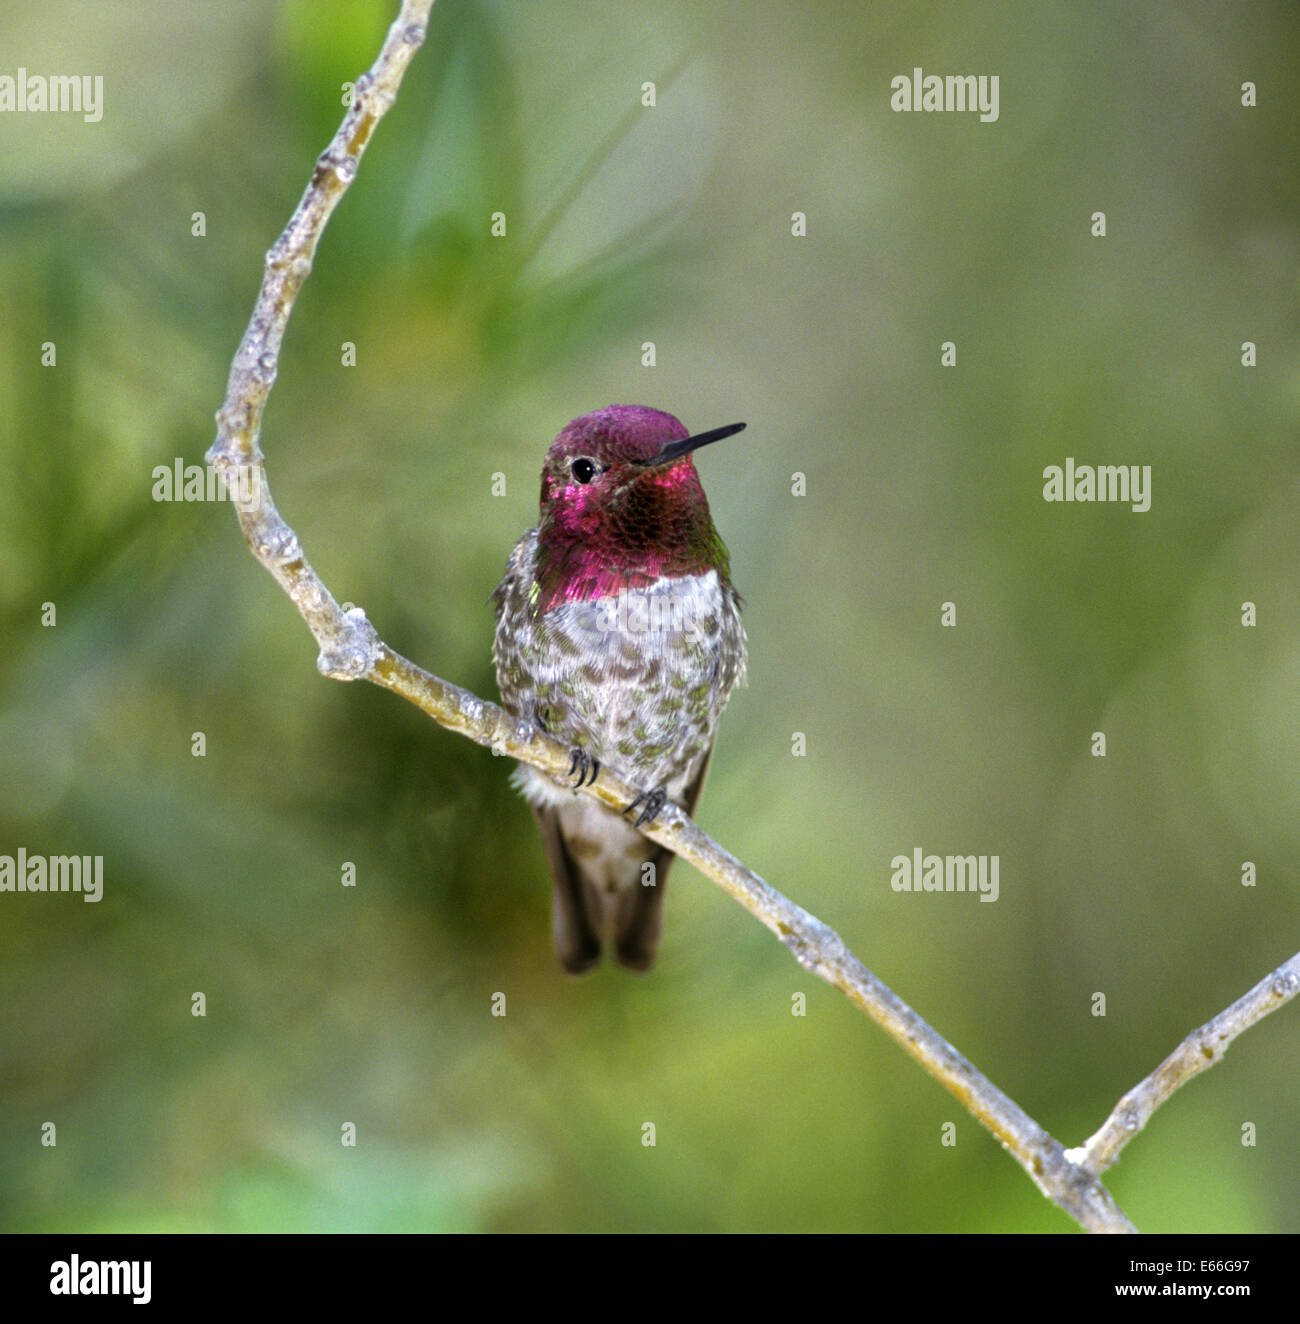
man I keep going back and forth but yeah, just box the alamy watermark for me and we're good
[0,68,103,123]
[891,848,999,902]
[153,459,263,511]
[0,849,103,902]
[890,68,999,123]
[1043,458,1152,512]
[50,1256,150,1305]
[563,583,721,646]
[591,589,711,642]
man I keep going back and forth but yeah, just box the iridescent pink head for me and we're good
[532,405,745,612]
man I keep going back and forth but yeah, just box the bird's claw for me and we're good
[567,748,600,789]
[625,787,668,829]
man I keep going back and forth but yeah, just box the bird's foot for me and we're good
[625,786,668,829]
[566,747,600,789]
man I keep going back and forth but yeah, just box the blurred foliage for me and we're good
[0,0,1297,1232]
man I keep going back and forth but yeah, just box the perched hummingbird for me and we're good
[492,405,747,973]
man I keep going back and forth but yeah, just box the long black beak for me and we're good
[640,422,746,467]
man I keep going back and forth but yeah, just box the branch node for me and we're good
[457,689,490,732]
[254,352,280,385]
[206,438,241,470]
[317,604,381,681]
[334,154,359,184]
[780,922,831,974]
[256,525,302,566]
[489,711,535,758]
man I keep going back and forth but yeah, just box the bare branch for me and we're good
[205,0,1295,1236]
[1073,951,1300,1174]
[373,647,1138,1231]
[206,0,437,679]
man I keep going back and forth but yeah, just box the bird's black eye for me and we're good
[571,457,598,484]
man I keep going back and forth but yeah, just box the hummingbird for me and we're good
[492,405,747,973]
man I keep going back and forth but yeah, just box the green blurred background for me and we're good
[1,0,1297,1233]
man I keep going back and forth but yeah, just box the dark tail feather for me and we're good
[529,802,674,974]
[616,742,715,970]
[529,744,715,973]
[613,846,674,971]
[530,804,601,974]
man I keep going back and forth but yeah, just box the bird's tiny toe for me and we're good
[566,748,600,789]
[625,787,668,829]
